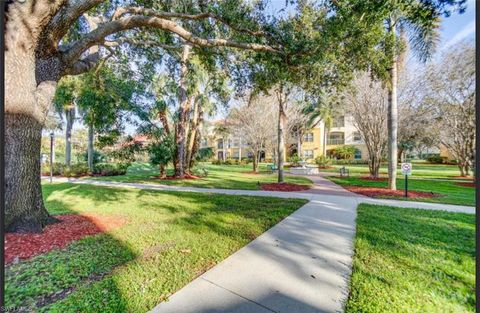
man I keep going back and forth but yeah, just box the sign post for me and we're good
[401,163,412,197]
[50,132,54,184]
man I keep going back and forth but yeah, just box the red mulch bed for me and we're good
[5,214,126,265]
[453,176,474,180]
[260,183,311,192]
[344,186,440,199]
[360,176,388,182]
[456,182,475,187]
[154,174,200,180]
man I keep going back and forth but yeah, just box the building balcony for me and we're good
[327,139,345,145]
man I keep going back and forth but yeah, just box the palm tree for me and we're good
[381,0,462,190]
[53,78,77,166]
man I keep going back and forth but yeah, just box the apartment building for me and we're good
[202,115,369,161]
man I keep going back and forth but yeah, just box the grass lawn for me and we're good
[346,204,475,313]
[321,161,471,180]
[327,176,475,206]
[5,183,307,312]
[86,162,313,190]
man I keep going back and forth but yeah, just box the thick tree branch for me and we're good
[62,14,280,72]
[37,0,106,58]
[103,38,184,50]
[112,7,269,37]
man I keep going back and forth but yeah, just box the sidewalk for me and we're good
[44,176,475,313]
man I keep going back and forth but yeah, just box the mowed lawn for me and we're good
[322,161,471,180]
[5,183,307,312]
[346,204,475,312]
[328,176,475,206]
[87,162,313,190]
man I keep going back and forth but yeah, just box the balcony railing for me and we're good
[327,139,345,145]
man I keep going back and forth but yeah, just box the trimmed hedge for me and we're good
[42,162,129,177]
[93,163,129,176]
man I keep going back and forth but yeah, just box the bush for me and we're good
[93,163,129,176]
[315,155,332,168]
[288,154,301,167]
[63,163,90,178]
[83,150,106,164]
[196,147,214,162]
[41,162,65,176]
[332,159,371,165]
[333,145,357,160]
[426,155,444,164]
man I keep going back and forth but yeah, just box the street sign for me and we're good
[401,163,412,176]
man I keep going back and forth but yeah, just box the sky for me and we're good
[68,0,476,136]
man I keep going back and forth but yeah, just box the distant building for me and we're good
[201,115,369,161]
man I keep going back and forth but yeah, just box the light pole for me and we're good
[50,132,54,183]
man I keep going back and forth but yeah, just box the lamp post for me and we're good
[50,132,54,183]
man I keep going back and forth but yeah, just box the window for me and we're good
[353,132,362,142]
[303,133,314,142]
[217,139,223,149]
[354,149,362,160]
[304,150,314,158]
[327,132,345,145]
[332,116,345,128]
[233,139,240,147]
[201,138,208,147]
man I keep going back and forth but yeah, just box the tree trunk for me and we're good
[5,114,57,232]
[252,151,259,173]
[186,97,199,171]
[189,107,203,170]
[323,124,328,157]
[297,131,302,157]
[87,123,94,172]
[174,45,191,177]
[387,18,398,190]
[277,90,286,183]
[51,133,56,163]
[65,108,74,165]
[160,164,167,179]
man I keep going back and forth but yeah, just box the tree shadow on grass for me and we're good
[5,222,137,312]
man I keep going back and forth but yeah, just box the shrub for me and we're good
[41,162,65,176]
[196,147,214,162]
[93,163,129,176]
[315,155,332,168]
[333,145,356,160]
[63,163,90,178]
[288,154,301,167]
[83,150,106,164]
[332,159,371,165]
[426,155,444,164]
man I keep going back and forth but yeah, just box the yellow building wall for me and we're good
[439,145,454,160]
[300,128,323,160]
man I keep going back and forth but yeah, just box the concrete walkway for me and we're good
[44,176,475,313]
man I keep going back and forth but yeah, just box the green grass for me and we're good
[346,204,475,312]
[327,176,474,206]
[6,183,307,312]
[322,162,470,180]
[86,162,313,190]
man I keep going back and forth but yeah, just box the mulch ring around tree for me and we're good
[260,183,311,192]
[344,186,441,199]
[456,182,475,187]
[5,214,126,265]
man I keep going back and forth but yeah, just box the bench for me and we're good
[339,166,349,177]
[267,164,278,173]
